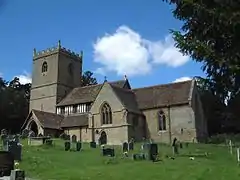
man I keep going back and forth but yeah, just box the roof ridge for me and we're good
[72,79,126,90]
[32,109,63,117]
[132,80,192,91]
[110,84,133,93]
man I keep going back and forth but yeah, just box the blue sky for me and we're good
[0,0,205,88]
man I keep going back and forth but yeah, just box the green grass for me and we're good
[16,139,240,180]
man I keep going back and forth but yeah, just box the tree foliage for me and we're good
[0,77,31,133]
[81,71,98,86]
[164,0,240,103]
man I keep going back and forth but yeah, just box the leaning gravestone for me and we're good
[122,142,128,152]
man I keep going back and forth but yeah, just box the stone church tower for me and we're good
[29,41,82,113]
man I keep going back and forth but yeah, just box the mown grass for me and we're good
[16,139,240,180]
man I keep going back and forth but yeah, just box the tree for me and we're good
[0,77,31,133]
[81,71,97,86]
[163,0,240,103]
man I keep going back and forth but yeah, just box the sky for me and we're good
[0,0,205,88]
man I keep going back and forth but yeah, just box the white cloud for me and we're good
[93,25,190,77]
[15,71,32,84]
[173,76,192,83]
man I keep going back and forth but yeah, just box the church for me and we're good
[21,41,208,145]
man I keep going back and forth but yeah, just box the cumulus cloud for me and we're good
[173,76,192,83]
[93,25,190,77]
[15,71,32,84]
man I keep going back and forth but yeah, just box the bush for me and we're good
[207,133,240,145]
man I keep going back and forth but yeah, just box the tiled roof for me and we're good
[57,80,127,106]
[110,84,141,114]
[132,80,192,110]
[61,114,88,128]
[32,109,63,129]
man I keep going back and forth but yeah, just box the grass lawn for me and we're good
[17,139,240,180]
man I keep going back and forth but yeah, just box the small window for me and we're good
[42,61,48,73]
[158,110,166,131]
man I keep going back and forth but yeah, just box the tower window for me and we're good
[68,63,73,76]
[158,110,166,131]
[42,61,48,73]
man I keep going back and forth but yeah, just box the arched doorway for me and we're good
[99,131,107,145]
[29,121,38,135]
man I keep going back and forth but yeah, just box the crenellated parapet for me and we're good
[33,40,83,61]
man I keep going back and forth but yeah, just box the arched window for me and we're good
[101,103,112,125]
[158,110,166,131]
[42,61,48,73]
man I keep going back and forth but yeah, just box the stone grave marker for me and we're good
[128,141,134,151]
[71,135,77,143]
[102,148,115,157]
[90,141,96,148]
[0,151,14,177]
[149,143,158,161]
[122,142,128,152]
[64,141,71,151]
[8,140,22,161]
[10,169,25,180]
[76,141,82,151]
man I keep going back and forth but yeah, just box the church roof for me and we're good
[61,114,88,128]
[32,109,63,129]
[57,80,128,106]
[110,84,141,114]
[133,80,193,110]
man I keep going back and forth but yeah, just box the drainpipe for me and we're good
[168,102,172,145]
[89,113,95,142]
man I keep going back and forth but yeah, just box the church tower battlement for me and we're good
[30,40,83,113]
[33,40,83,61]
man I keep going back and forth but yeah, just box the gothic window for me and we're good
[101,103,112,125]
[158,110,166,131]
[42,61,48,73]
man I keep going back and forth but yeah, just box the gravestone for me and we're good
[128,142,134,150]
[1,135,9,151]
[10,169,25,180]
[90,141,96,148]
[8,140,22,161]
[102,148,115,157]
[76,141,82,151]
[0,151,14,177]
[149,143,158,161]
[71,135,77,143]
[133,153,146,160]
[122,142,128,152]
[45,139,53,146]
[172,138,179,155]
[64,141,71,151]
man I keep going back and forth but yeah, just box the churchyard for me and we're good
[1,134,240,180]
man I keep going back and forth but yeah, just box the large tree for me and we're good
[81,71,98,86]
[164,0,240,103]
